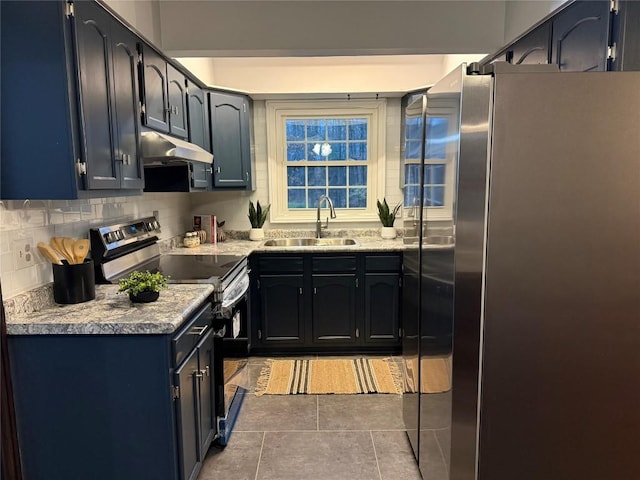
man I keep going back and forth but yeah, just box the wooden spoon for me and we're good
[72,239,90,264]
[37,242,63,265]
[50,237,73,264]
[62,238,77,264]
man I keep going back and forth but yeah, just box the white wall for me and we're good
[175,54,490,94]
[103,0,162,46]
[189,98,403,232]
[503,0,565,44]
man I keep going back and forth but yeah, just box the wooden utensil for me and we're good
[72,239,90,264]
[62,237,77,264]
[37,242,63,265]
[50,237,73,264]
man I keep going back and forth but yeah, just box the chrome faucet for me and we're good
[316,195,337,238]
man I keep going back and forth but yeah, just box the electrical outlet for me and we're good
[13,237,34,270]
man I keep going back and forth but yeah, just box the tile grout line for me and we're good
[254,431,266,480]
[370,430,384,480]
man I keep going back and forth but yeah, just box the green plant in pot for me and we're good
[118,270,169,303]
[248,200,270,241]
[377,198,401,239]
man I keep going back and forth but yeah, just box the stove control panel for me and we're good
[90,216,162,254]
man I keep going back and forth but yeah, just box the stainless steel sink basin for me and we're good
[403,235,455,247]
[315,238,358,246]
[263,238,358,247]
[424,235,455,246]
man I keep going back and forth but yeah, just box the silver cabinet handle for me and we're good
[195,366,209,379]
[215,166,221,174]
[245,172,249,181]
[208,167,213,175]
[188,325,208,336]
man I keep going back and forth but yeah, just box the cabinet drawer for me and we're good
[312,256,357,272]
[365,255,401,272]
[173,302,213,366]
[259,256,304,273]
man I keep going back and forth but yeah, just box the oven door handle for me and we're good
[220,274,250,309]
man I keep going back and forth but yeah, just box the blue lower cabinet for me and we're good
[251,252,402,354]
[8,303,216,480]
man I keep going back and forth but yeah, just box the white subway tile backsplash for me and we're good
[1,193,191,299]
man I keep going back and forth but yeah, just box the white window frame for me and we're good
[266,99,386,223]
[402,102,457,222]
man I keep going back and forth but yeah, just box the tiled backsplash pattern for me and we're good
[0,193,191,299]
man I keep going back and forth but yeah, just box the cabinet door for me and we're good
[258,274,305,345]
[167,64,188,139]
[551,1,610,72]
[507,21,550,65]
[364,273,400,344]
[110,21,144,189]
[187,81,210,151]
[73,1,119,190]
[210,92,249,188]
[312,274,357,344]
[174,350,200,480]
[189,163,211,191]
[196,331,216,458]
[140,45,169,132]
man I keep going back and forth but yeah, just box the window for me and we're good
[267,100,386,223]
[402,101,457,220]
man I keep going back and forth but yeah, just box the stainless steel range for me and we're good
[90,216,249,446]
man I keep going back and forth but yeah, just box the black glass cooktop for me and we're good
[156,254,245,283]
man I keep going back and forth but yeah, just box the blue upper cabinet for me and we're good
[139,45,189,139]
[551,0,611,72]
[0,0,144,199]
[507,21,551,65]
[209,91,253,190]
[481,1,640,73]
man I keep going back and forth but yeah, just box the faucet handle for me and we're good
[322,217,329,229]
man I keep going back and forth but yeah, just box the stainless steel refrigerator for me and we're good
[402,63,640,480]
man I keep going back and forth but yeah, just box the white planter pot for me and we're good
[380,226,397,239]
[249,228,265,241]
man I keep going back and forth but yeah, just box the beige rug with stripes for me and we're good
[403,356,452,394]
[255,358,403,395]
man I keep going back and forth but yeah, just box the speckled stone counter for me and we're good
[169,236,405,256]
[6,284,214,335]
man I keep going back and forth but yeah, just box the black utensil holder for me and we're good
[52,259,96,304]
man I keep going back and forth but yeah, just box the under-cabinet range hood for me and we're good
[141,131,213,165]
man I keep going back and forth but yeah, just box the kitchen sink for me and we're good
[403,235,455,247]
[263,238,359,247]
[424,235,455,246]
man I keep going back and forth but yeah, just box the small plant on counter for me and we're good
[376,198,401,227]
[248,200,270,228]
[118,270,169,303]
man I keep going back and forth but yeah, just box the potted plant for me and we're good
[118,270,169,303]
[248,200,270,241]
[377,198,401,239]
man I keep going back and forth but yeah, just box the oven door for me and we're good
[213,271,250,446]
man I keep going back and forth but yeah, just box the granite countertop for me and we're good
[6,284,214,336]
[168,236,405,256]
[5,233,405,336]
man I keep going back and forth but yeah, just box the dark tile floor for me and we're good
[200,356,449,480]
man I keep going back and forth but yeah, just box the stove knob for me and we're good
[154,221,160,230]
[106,232,115,243]
[116,230,124,241]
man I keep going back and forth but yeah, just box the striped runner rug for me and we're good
[255,358,403,395]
